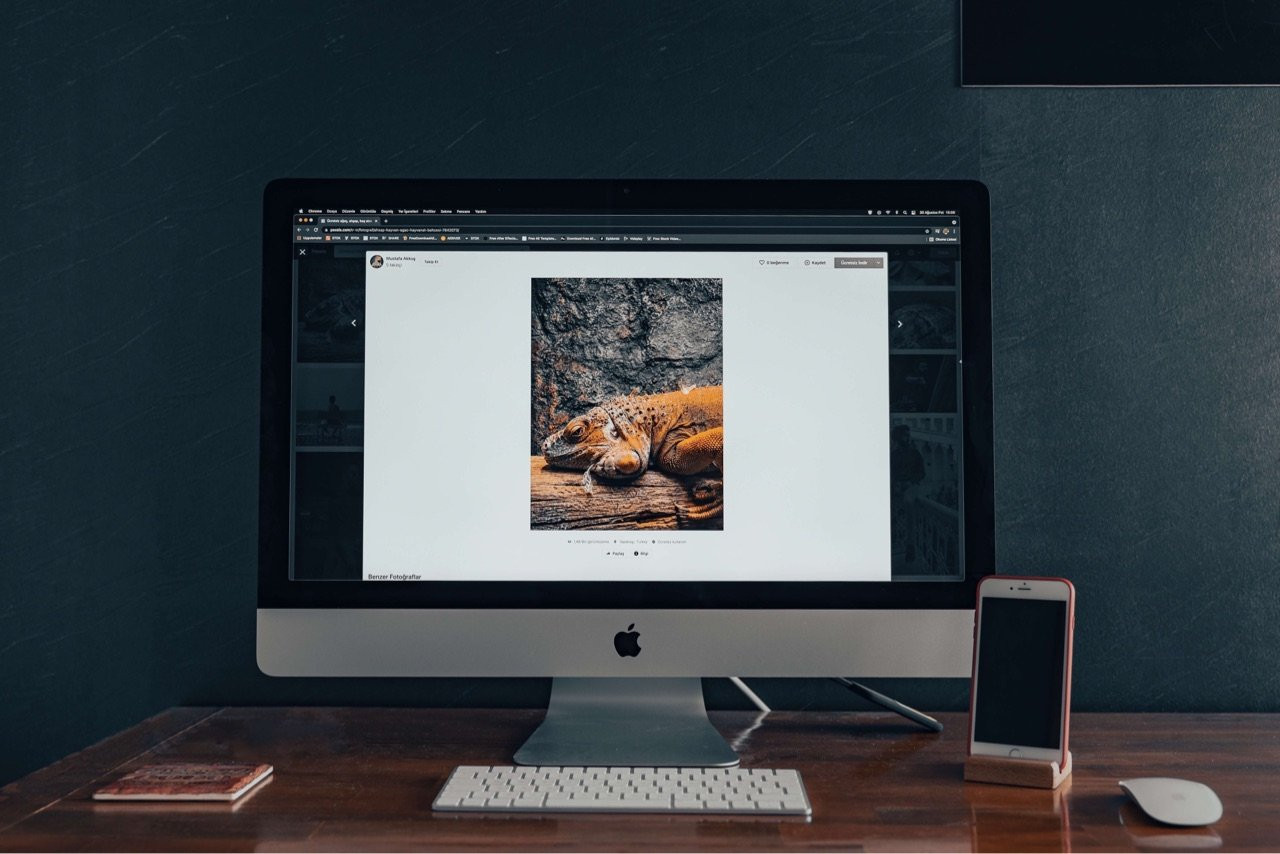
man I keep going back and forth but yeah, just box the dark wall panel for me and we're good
[984,89,1280,709]
[2,0,1278,786]
[963,1,1280,86]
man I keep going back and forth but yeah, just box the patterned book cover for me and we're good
[93,763,273,801]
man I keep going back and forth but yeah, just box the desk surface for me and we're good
[1,707,1276,851]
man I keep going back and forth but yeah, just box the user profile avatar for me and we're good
[369,254,384,268]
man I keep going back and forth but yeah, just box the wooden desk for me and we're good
[1,708,1277,851]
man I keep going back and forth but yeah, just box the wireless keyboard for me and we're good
[432,765,812,816]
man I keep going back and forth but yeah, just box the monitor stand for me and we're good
[513,677,739,767]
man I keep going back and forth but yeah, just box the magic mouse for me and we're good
[1119,778,1223,827]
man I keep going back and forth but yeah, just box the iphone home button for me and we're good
[1008,748,1023,758]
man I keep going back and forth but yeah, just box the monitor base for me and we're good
[514,677,740,767]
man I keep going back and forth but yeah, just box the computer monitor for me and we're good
[258,179,993,767]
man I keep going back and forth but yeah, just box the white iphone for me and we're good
[968,575,1075,766]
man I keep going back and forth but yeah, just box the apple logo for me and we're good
[614,623,641,657]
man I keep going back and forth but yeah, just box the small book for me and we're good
[93,762,273,802]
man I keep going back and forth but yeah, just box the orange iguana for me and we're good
[540,385,723,523]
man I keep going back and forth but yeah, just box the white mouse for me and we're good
[1119,778,1223,827]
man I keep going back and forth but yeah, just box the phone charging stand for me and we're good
[964,751,1072,790]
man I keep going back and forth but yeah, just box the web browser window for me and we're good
[288,208,964,581]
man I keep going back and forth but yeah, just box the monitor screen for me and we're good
[261,181,991,609]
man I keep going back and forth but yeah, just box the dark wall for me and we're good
[3,1,1279,786]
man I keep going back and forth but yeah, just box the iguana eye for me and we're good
[565,422,585,441]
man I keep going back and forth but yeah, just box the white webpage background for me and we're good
[362,251,889,581]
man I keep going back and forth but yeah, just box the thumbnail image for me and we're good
[889,291,957,350]
[530,277,723,531]
[889,355,957,413]
[887,248,956,288]
[293,453,363,579]
[295,364,364,448]
[297,255,365,362]
[890,417,960,578]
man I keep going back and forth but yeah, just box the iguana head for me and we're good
[541,404,650,482]
[541,407,622,470]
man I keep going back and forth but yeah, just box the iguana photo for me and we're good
[540,385,723,523]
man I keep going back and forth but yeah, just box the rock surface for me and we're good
[530,277,722,453]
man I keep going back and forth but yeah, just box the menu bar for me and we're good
[292,212,961,247]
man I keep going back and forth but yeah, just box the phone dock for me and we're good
[964,751,1072,790]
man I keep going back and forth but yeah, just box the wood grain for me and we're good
[0,708,218,832]
[964,750,1071,789]
[530,457,717,530]
[2,707,1278,852]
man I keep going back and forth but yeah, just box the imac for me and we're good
[258,179,993,766]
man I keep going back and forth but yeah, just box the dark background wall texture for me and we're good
[3,1,1278,786]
